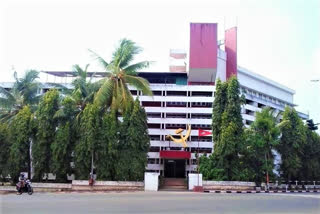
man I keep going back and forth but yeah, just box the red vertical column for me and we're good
[225,27,237,79]
[189,23,217,69]
[189,23,218,84]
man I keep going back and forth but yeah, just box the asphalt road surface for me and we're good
[1,191,320,214]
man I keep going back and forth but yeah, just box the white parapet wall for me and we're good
[188,173,202,190]
[144,172,159,191]
[72,180,144,191]
[32,183,72,189]
[203,181,256,190]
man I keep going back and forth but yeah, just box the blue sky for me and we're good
[1,0,319,123]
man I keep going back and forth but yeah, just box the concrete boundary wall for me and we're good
[0,181,144,193]
[71,180,144,191]
[32,183,72,189]
[72,180,143,187]
[203,181,256,191]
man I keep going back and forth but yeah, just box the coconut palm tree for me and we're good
[54,64,102,122]
[89,39,153,112]
[0,70,41,122]
[71,64,102,111]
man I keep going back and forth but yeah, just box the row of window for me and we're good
[130,90,213,97]
[141,101,213,108]
[241,87,290,107]
[147,158,209,165]
[149,135,212,142]
[146,113,212,119]
[150,146,210,153]
[147,124,212,130]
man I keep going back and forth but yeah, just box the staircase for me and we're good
[160,178,188,191]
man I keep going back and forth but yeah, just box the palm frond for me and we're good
[112,39,142,68]
[94,79,114,107]
[123,74,153,96]
[124,61,152,74]
[72,64,89,80]
[0,86,15,100]
[118,79,134,112]
[88,49,109,71]
[23,69,40,83]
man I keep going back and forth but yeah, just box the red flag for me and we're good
[198,129,212,137]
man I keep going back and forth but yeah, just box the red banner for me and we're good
[159,151,191,159]
[198,129,212,137]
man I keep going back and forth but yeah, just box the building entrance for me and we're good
[164,159,185,178]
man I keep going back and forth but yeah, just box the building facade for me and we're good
[0,23,308,179]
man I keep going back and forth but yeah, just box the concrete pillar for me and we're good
[188,173,202,190]
[144,172,160,191]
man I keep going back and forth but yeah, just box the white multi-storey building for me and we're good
[0,23,308,179]
[132,67,307,178]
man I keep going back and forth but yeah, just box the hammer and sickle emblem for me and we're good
[166,125,191,148]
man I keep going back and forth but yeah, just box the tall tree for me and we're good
[96,110,119,180]
[32,89,60,181]
[0,70,40,122]
[0,123,9,182]
[114,104,133,181]
[71,64,102,114]
[199,154,226,181]
[127,98,150,181]
[74,103,101,180]
[90,39,153,112]
[277,107,306,182]
[8,106,32,182]
[212,79,228,147]
[213,76,244,180]
[242,108,281,185]
[51,97,77,182]
[299,126,320,181]
[111,98,150,181]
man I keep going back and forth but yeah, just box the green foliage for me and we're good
[32,89,60,181]
[51,97,77,182]
[118,98,150,181]
[0,70,40,122]
[277,107,306,181]
[74,103,101,180]
[0,123,9,181]
[97,98,150,181]
[128,99,150,180]
[8,106,32,182]
[199,154,226,181]
[71,64,102,112]
[212,76,244,180]
[299,127,320,180]
[96,110,119,180]
[242,108,280,184]
[212,79,228,144]
[92,38,153,113]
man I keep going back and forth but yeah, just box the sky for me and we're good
[0,0,319,123]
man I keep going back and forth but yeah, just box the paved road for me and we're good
[1,191,320,214]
